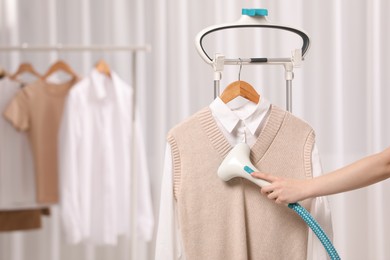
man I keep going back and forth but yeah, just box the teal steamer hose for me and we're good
[244,166,341,260]
[288,203,340,260]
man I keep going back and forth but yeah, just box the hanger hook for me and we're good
[238,58,243,81]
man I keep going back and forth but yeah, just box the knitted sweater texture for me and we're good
[167,105,315,260]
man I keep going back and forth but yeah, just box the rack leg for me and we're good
[214,80,220,99]
[131,52,138,260]
[284,62,294,113]
[286,79,292,113]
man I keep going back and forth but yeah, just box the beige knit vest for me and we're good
[167,105,315,260]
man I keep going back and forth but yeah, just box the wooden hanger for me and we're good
[220,61,260,104]
[220,80,260,104]
[42,60,78,80]
[95,59,111,77]
[9,62,41,80]
[0,65,8,79]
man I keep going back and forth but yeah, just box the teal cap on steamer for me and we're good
[241,8,268,17]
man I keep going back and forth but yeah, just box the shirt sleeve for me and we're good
[155,143,185,260]
[134,117,154,241]
[3,88,30,131]
[307,143,334,260]
[58,93,82,244]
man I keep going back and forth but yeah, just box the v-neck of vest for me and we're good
[197,104,287,165]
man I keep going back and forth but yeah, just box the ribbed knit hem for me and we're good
[250,105,286,164]
[197,105,286,165]
[167,135,181,200]
[303,130,315,178]
[197,108,232,158]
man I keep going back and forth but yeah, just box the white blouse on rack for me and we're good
[59,69,154,245]
[155,97,333,260]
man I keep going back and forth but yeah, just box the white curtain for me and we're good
[1,0,389,259]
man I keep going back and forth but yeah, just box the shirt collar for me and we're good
[209,96,271,135]
[90,68,122,99]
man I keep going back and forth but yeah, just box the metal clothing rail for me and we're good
[0,43,151,52]
[0,43,149,259]
[211,53,298,112]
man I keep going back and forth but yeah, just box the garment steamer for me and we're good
[218,143,340,259]
[195,9,340,260]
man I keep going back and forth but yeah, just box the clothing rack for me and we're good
[0,44,150,259]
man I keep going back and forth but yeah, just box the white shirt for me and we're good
[0,77,38,210]
[155,97,333,260]
[59,69,154,245]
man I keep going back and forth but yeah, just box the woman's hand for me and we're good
[251,172,312,204]
[250,147,390,203]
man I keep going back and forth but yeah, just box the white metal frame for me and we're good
[194,11,310,112]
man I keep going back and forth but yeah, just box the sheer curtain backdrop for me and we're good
[0,0,389,259]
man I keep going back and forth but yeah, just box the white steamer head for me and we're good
[217,143,270,188]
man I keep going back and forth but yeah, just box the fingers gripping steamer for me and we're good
[218,143,340,260]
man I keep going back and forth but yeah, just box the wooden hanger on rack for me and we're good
[95,59,111,77]
[0,65,8,79]
[41,60,78,80]
[220,80,260,104]
[9,62,41,80]
[220,60,260,104]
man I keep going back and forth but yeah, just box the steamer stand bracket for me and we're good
[195,8,309,112]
